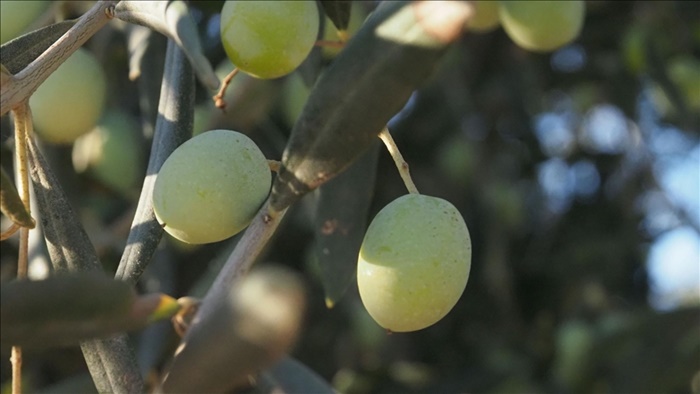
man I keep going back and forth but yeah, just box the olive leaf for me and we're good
[257,356,336,394]
[1,273,178,349]
[114,0,219,90]
[320,0,352,32]
[270,0,472,211]
[0,166,35,229]
[115,39,194,285]
[0,20,76,74]
[159,267,306,394]
[27,137,101,273]
[314,143,379,307]
[26,137,144,393]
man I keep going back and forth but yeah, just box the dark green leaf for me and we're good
[258,356,336,394]
[26,137,144,393]
[0,20,76,74]
[314,143,379,307]
[270,1,469,211]
[1,273,134,348]
[160,267,306,394]
[27,137,101,273]
[1,166,34,228]
[321,0,352,31]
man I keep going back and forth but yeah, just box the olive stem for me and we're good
[164,198,289,380]
[267,160,281,173]
[0,223,20,240]
[315,39,346,48]
[11,102,32,394]
[212,67,240,110]
[0,1,117,116]
[379,127,419,194]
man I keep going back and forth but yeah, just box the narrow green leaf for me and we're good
[115,39,194,285]
[26,137,144,393]
[315,143,379,307]
[320,0,352,32]
[259,356,337,394]
[270,1,471,211]
[114,0,219,90]
[27,137,101,273]
[160,267,306,394]
[0,20,76,74]
[1,273,135,348]
[0,166,35,228]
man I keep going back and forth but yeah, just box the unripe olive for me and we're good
[220,0,320,79]
[357,194,471,332]
[72,111,143,195]
[29,48,107,144]
[499,1,585,52]
[467,1,500,33]
[281,71,311,127]
[153,129,271,244]
[0,1,50,44]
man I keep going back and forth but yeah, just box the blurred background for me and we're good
[1,1,699,393]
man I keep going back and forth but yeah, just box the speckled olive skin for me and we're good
[153,130,271,244]
[499,1,585,52]
[220,0,320,79]
[357,194,471,332]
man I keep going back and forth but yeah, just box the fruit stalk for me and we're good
[378,127,418,194]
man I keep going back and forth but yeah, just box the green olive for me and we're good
[357,194,471,332]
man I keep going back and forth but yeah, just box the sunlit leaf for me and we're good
[114,0,219,90]
[115,39,194,285]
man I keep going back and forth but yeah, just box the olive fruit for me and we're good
[72,111,143,195]
[357,194,471,332]
[220,0,320,79]
[281,71,312,127]
[153,130,271,244]
[499,1,585,52]
[29,48,107,144]
[0,0,50,44]
[467,1,500,33]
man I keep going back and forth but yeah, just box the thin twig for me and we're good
[10,102,32,394]
[315,40,346,48]
[212,67,240,110]
[378,127,419,194]
[0,223,20,240]
[268,160,281,174]
[164,200,288,381]
[13,105,32,276]
[0,0,117,116]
